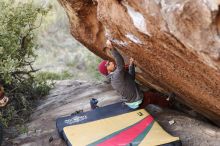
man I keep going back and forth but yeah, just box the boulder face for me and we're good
[58,0,220,126]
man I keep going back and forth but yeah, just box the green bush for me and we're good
[36,71,73,81]
[0,0,52,127]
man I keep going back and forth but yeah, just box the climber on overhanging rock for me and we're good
[98,40,170,109]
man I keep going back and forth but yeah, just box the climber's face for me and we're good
[105,61,116,73]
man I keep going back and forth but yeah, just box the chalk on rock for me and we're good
[169,120,175,125]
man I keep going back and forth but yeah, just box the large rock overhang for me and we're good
[58,0,220,126]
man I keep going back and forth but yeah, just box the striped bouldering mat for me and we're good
[56,102,181,146]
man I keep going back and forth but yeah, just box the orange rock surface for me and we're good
[58,0,220,126]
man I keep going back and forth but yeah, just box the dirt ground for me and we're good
[4,80,220,146]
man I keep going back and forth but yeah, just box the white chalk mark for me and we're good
[161,0,183,13]
[202,0,218,11]
[122,2,150,36]
[125,33,143,44]
[112,39,128,47]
